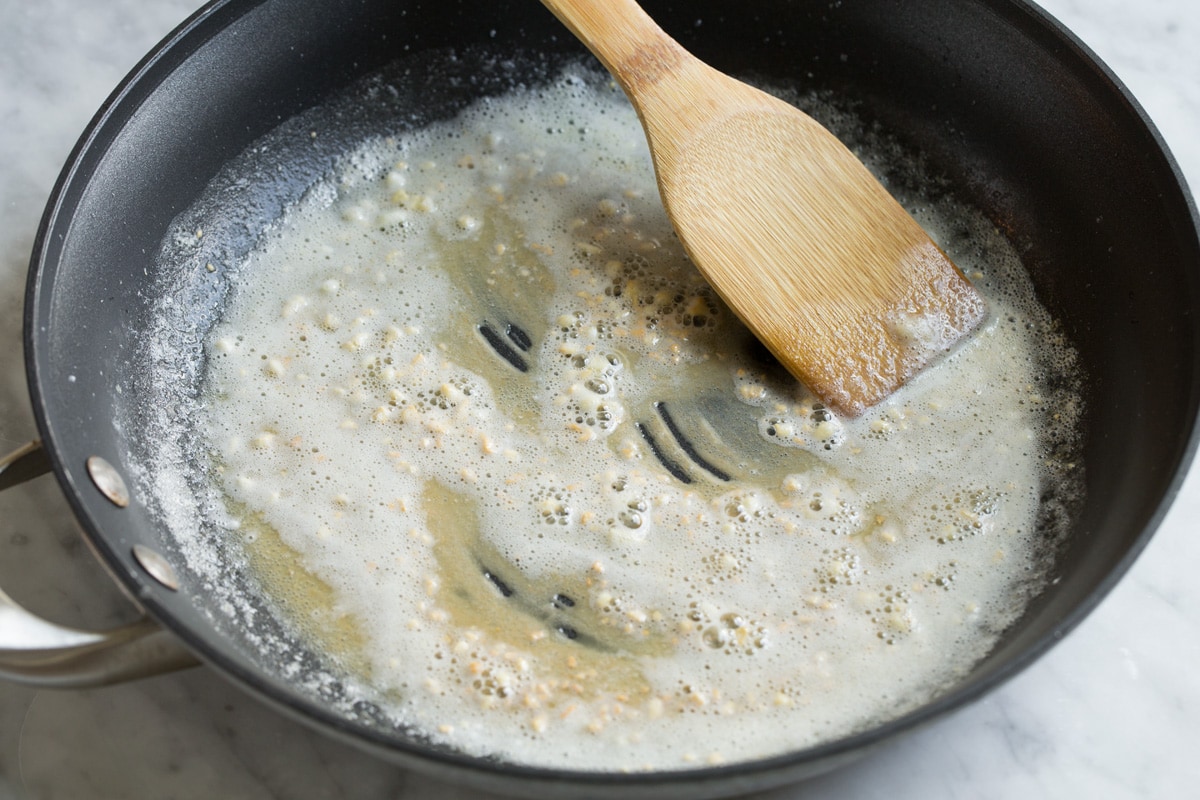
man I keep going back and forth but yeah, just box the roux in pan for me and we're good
[197,68,1083,770]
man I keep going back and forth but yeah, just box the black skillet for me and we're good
[3,0,1198,797]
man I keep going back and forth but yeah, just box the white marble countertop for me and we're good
[1,0,1197,797]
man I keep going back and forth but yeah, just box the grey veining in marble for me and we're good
[1,0,1198,798]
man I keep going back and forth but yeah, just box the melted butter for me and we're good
[430,207,554,434]
[423,479,664,702]
[199,67,1083,771]
[230,505,371,679]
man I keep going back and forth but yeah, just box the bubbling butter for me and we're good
[199,68,1082,770]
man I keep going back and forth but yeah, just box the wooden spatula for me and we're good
[539,0,986,417]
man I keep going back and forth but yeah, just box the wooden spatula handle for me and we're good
[539,0,689,96]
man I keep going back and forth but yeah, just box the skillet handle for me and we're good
[0,441,199,688]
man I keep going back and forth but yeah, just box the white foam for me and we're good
[191,68,1083,771]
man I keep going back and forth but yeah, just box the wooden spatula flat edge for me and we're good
[540,0,988,417]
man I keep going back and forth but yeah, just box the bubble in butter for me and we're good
[199,68,1083,770]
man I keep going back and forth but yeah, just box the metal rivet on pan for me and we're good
[86,455,129,508]
[132,544,180,591]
